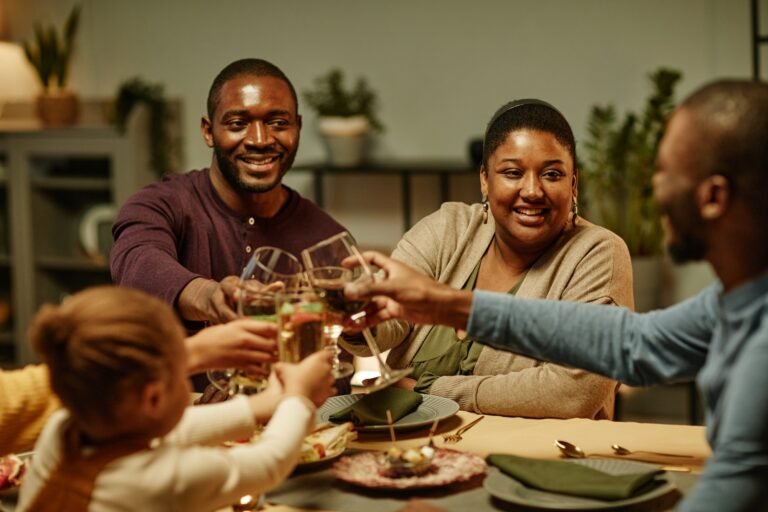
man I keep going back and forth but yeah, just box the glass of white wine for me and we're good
[208,247,304,396]
[275,287,326,364]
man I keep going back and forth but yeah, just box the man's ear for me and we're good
[201,116,214,148]
[296,113,302,131]
[697,174,730,220]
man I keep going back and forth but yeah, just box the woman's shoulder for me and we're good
[416,202,483,231]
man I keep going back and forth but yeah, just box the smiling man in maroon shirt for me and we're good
[111,58,345,337]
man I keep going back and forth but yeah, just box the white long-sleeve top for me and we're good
[18,395,315,512]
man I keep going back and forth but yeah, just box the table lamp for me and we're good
[0,1,41,118]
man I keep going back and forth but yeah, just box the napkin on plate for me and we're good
[486,454,663,501]
[329,388,423,426]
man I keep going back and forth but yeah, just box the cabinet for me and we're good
[0,115,155,365]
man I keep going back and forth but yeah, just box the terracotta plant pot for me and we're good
[36,91,79,126]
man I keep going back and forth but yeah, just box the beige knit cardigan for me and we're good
[344,202,634,419]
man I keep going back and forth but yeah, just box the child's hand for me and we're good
[184,319,277,375]
[275,351,335,407]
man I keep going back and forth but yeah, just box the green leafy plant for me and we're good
[303,68,384,131]
[22,4,81,92]
[114,77,179,178]
[580,68,682,256]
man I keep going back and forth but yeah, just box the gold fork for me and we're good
[442,416,484,444]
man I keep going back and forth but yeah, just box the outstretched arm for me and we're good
[347,251,713,386]
[184,319,277,376]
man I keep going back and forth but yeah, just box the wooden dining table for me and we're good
[261,410,711,512]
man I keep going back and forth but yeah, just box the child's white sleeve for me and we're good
[162,396,255,447]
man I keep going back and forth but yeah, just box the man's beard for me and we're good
[662,191,707,264]
[214,147,294,194]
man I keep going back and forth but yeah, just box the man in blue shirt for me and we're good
[348,80,768,511]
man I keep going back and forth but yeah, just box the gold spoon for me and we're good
[611,444,693,458]
[555,440,690,473]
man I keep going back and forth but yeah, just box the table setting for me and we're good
[256,404,710,511]
[0,232,712,512]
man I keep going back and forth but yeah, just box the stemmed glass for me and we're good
[301,232,412,393]
[208,247,304,395]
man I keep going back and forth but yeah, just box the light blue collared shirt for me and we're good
[468,273,768,511]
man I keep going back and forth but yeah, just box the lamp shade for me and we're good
[0,41,40,102]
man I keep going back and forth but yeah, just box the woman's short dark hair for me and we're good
[482,99,577,169]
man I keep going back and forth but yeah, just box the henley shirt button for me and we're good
[245,245,252,253]
[248,217,255,225]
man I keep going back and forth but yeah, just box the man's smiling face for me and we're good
[204,74,301,194]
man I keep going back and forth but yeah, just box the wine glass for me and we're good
[302,232,412,393]
[275,287,327,364]
[208,247,304,396]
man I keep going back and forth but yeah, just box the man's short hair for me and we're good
[681,80,768,223]
[206,58,298,120]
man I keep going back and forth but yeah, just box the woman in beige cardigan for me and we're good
[344,99,634,419]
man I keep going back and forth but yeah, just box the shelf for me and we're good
[31,176,111,191]
[36,256,110,272]
[0,106,166,364]
[292,159,477,231]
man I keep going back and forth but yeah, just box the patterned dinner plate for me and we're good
[484,458,678,510]
[317,394,459,432]
[334,448,487,490]
[0,452,33,498]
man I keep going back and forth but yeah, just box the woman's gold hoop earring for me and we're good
[482,194,489,224]
[571,197,579,227]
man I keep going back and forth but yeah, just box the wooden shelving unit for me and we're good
[0,110,157,365]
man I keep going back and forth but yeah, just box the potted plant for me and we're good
[303,68,383,167]
[22,4,81,126]
[113,77,180,178]
[580,68,682,310]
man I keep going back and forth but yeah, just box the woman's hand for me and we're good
[184,318,278,375]
[274,351,336,407]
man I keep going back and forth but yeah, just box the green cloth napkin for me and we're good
[486,454,663,501]
[329,388,423,426]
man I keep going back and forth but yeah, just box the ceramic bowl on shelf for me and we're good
[78,204,117,263]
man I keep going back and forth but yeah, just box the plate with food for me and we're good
[0,452,32,497]
[230,422,356,470]
[297,422,356,469]
[317,394,459,432]
[334,447,487,490]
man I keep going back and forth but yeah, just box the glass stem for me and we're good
[326,324,343,371]
[361,327,392,379]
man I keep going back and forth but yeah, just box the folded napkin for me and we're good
[486,454,662,501]
[329,388,423,426]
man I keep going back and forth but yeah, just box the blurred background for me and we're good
[0,0,762,423]
[1,0,755,248]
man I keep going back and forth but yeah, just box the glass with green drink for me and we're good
[207,247,304,395]
[275,288,326,364]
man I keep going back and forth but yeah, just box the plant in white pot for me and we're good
[303,68,383,167]
[22,4,81,126]
[580,68,682,311]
